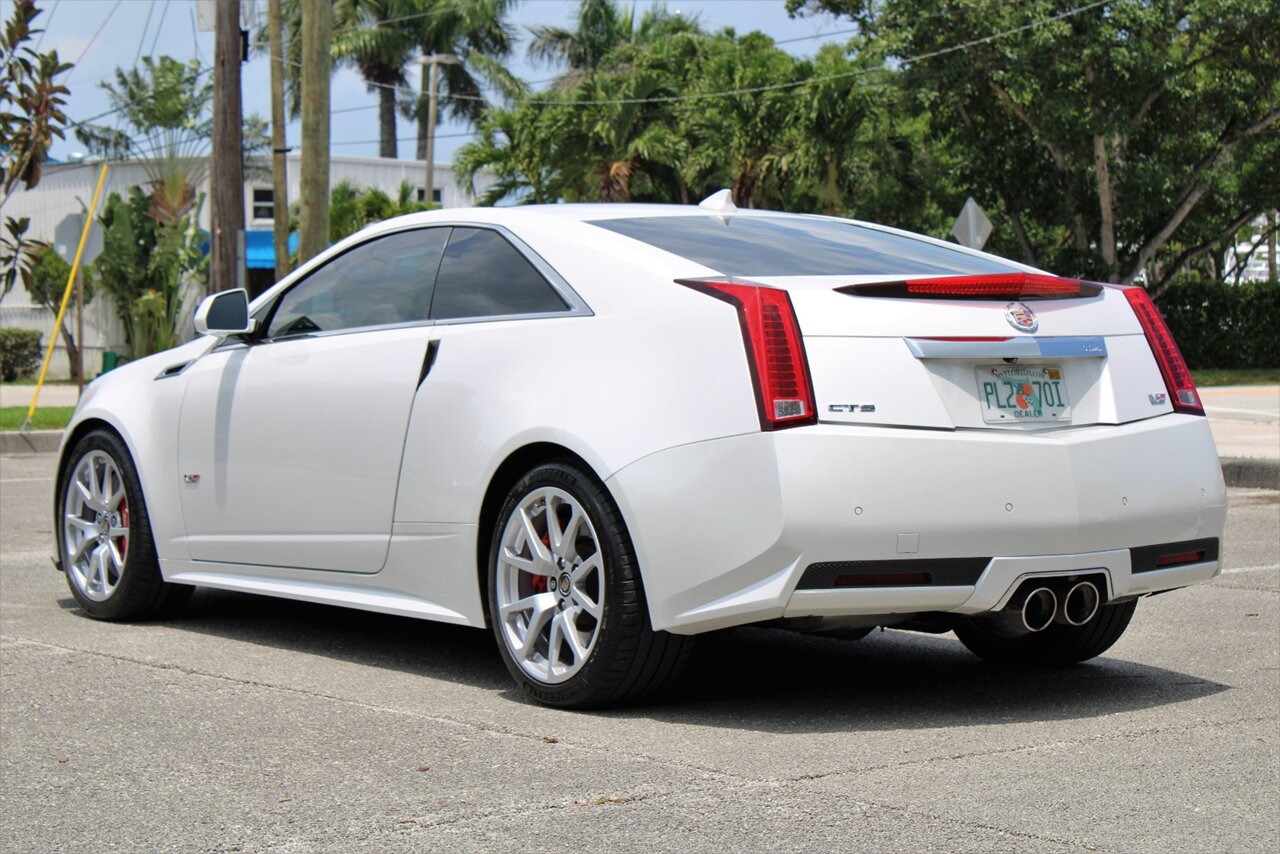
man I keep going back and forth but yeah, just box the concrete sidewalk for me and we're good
[3,382,1277,487]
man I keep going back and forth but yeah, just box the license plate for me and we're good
[975,365,1071,423]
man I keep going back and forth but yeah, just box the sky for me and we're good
[14,0,851,164]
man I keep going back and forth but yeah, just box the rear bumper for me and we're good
[607,415,1227,634]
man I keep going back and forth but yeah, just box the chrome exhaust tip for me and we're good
[1018,586,1058,633]
[1057,580,1101,626]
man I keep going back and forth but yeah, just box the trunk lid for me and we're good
[752,276,1173,431]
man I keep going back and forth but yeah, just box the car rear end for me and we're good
[594,211,1226,642]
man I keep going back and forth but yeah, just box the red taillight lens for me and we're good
[677,278,817,430]
[1113,285,1203,416]
[839,273,1101,300]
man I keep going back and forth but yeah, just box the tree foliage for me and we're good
[0,0,71,304]
[87,188,207,359]
[26,243,93,382]
[787,0,1280,290]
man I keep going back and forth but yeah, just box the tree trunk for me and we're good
[210,0,245,293]
[58,317,80,388]
[379,82,397,159]
[1093,133,1117,280]
[299,0,332,264]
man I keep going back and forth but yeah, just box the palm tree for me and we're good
[405,0,522,161]
[528,0,701,86]
[331,0,420,159]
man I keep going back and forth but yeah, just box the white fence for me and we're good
[0,298,128,381]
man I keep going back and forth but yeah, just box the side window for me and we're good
[430,227,568,320]
[267,228,448,338]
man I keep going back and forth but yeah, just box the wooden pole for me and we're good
[420,54,456,209]
[211,0,245,293]
[298,0,332,264]
[268,0,291,280]
[425,57,439,208]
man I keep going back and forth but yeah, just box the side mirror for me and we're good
[194,289,255,338]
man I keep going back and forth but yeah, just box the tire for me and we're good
[56,429,192,621]
[952,599,1137,666]
[487,460,693,708]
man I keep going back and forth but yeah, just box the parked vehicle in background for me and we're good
[54,196,1227,707]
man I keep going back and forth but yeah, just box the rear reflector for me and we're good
[1111,285,1204,415]
[839,273,1102,300]
[677,278,817,430]
[1156,550,1207,568]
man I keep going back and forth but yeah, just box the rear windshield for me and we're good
[589,215,1020,277]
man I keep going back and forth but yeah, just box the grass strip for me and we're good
[0,406,75,431]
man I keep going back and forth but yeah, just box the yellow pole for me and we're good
[21,162,110,432]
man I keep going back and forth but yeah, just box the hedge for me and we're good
[0,328,42,382]
[1156,278,1279,369]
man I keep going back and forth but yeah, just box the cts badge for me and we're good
[1005,302,1039,333]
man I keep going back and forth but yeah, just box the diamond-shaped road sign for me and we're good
[952,197,993,250]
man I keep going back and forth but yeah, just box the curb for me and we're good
[1220,457,1280,491]
[0,430,63,455]
[4,430,1278,491]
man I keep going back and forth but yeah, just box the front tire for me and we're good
[57,429,191,620]
[953,599,1137,666]
[487,460,692,708]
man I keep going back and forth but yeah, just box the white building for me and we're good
[1223,214,1278,283]
[0,154,495,380]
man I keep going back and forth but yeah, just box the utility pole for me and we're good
[210,0,245,293]
[298,0,332,264]
[268,0,291,279]
[419,54,457,209]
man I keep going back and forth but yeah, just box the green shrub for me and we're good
[0,327,42,381]
[1157,278,1280,369]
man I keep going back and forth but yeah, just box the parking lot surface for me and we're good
[2,451,1277,853]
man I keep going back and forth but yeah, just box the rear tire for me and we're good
[487,460,693,708]
[953,599,1137,666]
[57,429,191,621]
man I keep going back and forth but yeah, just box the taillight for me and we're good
[677,278,817,430]
[839,273,1102,300]
[1112,285,1203,415]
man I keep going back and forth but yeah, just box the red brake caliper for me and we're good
[529,529,551,593]
[118,496,129,554]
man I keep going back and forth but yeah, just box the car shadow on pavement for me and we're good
[630,625,1230,733]
[62,586,1228,732]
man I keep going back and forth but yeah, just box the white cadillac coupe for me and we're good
[55,195,1227,707]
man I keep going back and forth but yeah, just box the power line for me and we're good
[331,130,479,147]
[150,0,171,59]
[134,0,157,66]
[296,0,1110,109]
[33,0,59,52]
[63,0,123,85]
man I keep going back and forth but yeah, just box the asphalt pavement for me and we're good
[1,451,1277,852]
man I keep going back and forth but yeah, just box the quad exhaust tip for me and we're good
[1004,579,1102,633]
[1057,580,1101,627]
[1018,586,1058,633]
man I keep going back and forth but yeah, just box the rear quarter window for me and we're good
[589,215,1020,277]
[430,227,568,320]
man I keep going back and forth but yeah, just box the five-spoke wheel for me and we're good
[57,429,191,620]
[495,486,605,684]
[63,449,131,602]
[487,460,693,708]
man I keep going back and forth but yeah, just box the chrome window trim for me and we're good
[247,221,591,345]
